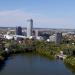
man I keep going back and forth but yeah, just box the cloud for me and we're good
[0,9,74,29]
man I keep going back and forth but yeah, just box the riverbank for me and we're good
[64,56,75,72]
[0,39,75,73]
[0,51,8,63]
[64,56,75,67]
[0,56,4,62]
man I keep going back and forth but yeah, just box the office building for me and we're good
[55,33,62,44]
[16,26,22,35]
[27,19,33,38]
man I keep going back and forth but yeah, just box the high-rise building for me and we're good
[16,26,22,35]
[35,30,38,37]
[27,19,33,38]
[55,33,62,44]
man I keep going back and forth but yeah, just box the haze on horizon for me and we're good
[0,0,75,29]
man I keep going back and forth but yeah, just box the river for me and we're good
[0,54,74,75]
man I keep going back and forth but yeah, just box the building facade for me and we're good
[16,26,22,35]
[27,19,33,38]
[55,33,62,44]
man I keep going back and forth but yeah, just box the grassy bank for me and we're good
[64,56,75,72]
[36,50,55,60]
[34,41,57,59]
[64,56,75,67]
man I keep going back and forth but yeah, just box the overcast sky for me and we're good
[0,0,75,29]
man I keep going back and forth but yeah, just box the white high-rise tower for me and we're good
[27,19,33,38]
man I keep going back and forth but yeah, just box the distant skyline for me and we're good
[0,0,75,29]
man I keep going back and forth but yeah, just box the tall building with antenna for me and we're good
[27,19,33,38]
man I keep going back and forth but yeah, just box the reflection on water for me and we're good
[0,54,74,75]
[0,61,5,72]
[0,57,9,72]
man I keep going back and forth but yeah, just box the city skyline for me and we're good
[0,0,75,29]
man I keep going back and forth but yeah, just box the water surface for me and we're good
[0,54,74,75]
